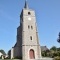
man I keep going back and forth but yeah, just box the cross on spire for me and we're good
[24,0,29,9]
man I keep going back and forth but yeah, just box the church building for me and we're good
[10,0,41,60]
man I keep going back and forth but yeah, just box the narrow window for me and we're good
[31,26,33,29]
[30,36,32,40]
[28,12,31,15]
[28,25,30,29]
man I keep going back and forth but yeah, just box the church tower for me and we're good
[11,0,41,60]
[21,0,41,60]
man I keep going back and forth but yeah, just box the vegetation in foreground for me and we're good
[41,46,60,60]
[0,46,60,60]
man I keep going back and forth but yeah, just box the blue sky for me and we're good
[0,0,60,53]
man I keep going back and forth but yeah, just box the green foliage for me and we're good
[50,46,57,51]
[41,46,60,60]
[57,48,60,51]
[54,56,60,60]
[41,50,50,57]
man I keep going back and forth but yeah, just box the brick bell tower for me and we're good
[11,0,41,60]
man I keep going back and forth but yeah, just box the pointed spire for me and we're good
[24,0,29,9]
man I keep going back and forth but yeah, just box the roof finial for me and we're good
[24,0,29,9]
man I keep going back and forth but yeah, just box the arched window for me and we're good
[29,49,35,59]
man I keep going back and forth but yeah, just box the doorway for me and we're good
[29,49,35,59]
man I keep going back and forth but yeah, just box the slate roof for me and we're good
[41,46,49,51]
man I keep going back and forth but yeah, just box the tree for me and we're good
[41,46,60,59]
[57,32,60,43]
[50,46,57,51]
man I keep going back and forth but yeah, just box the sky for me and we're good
[0,0,60,53]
